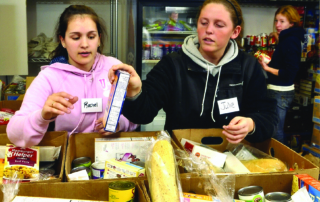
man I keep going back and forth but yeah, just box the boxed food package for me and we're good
[312,123,320,149]
[103,70,130,132]
[95,137,153,163]
[3,144,40,183]
[313,96,320,124]
[180,138,227,168]
[292,174,320,200]
[104,158,145,179]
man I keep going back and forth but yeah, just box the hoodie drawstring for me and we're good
[91,72,99,131]
[211,65,222,122]
[70,74,87,136]
[200,63,210,117]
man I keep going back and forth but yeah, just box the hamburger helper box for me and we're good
[171,129,319,181]
[103,70,130,132]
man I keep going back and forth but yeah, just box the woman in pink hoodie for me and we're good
[7,5,138,148]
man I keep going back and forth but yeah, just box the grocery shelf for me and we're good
[142,60,160,64]
[147,31,196,35]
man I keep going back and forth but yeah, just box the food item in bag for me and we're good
[241,158,287,173]
[151,140,179,202]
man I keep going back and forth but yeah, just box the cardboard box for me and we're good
[0,179,147,202]
[65,131,180,182]
[0,100,23,133]
[0,131,67,183]
[171,129,319,180]
[139,173,295,201]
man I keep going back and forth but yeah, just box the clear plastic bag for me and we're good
[175,149,235,202]
[227,143,288,173]
[145,131,183,202]
[2,171,21,202]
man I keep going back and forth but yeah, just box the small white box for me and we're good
[181,138,227,168]
[103,70,130,132]
[104,158,145,179]
[95,137,153,163]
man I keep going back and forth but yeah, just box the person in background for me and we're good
[258,5,305,145]
[109,0,278,144]
[7,5,137,148]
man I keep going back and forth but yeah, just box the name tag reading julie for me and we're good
[217,97,240,114]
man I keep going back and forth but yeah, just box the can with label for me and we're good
[70,166,92,178]
[261,33,268,47]
[238,186,264,202]
[72,157,92,168]
[250,35,256,46]
[269,35,276,46]
[255,35,261,47]
[91,161,105,179]
[109,181,135,202]
[265,192,292,202]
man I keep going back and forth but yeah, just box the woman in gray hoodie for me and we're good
[109,0,278,144]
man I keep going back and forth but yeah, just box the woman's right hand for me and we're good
[41,92,78,120]
[108,63,142,98]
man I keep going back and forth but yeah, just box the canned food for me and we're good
[72,157,91,168]
[265,192,292,202]
[255,35,261,47]
[261,33,268,47]
[269,36,276,46]
[109,181,135,202]
[91,161,105,179]
[247,35,251,46]
[250,35,256,46]
[70,166,92,178]
[238,186,264,202]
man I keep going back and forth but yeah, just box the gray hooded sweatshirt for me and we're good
[182,34,239,122]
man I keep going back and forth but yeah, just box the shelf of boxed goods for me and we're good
[147,31,196,35]
[142,60,160,64]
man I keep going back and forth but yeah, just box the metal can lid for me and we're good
[72,157,91,168]
[91,161,105,170]
[265,192,291,201]
[109,181,135,190]
[238,186,264,196]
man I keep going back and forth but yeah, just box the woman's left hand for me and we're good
[94,117,119,136]
[222,116,255,144]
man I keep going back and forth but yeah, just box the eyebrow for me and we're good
[69,31,98,35]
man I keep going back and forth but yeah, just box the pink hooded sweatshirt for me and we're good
[7,53,138,148]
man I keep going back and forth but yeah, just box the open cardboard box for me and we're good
[65,131,180,182]
[0,100,23,133]
[0,131,67,183]
[139,173,295,201]
[4,179,147,202]
[172,128,319,180]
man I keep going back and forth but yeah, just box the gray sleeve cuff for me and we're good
[247,125,256,135]
[125,89,142,101]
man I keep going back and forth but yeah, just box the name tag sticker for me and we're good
[217,97,239,114]
[81,98,102,113]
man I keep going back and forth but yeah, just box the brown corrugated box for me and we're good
[66,131,176,182]
[0,100,23,133]
[139,173,295,201]
[3,179,147,201]
[0,131,67,183]
[172,129,319,180]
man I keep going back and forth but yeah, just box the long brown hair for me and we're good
[274,5,301,29]
[50,5,107,59]
[197,0,244,46]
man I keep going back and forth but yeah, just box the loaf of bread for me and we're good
[241,158,287,173]
[150,140,180,202]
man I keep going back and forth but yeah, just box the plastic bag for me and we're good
[175,149,235,202]
[2,171,21,202]
[145,131,183,202]
[227,143,288,173]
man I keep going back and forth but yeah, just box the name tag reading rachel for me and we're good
[217,97,240,114]
[81,98,102,113]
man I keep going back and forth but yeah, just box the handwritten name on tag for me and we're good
[217,97,239,114]
[81,98,102,113]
